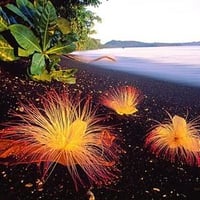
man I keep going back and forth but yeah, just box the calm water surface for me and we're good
[74,46,200,87]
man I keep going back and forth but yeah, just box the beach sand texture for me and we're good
[0,56,200,199]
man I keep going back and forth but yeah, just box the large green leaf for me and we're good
[57,17,71,34]
[18,47,34,57]
[32,69,51,82]
[34,0,48,8]
[16,0,33,9]
[51,69,77,84]
[48,54,61,69]
[6,4,33,27]
[0,35,18,61]
[0,16,8,32]
[9,24,41,53]
[38,1,57,51]
[32,68,77,84]
[46,43,76,55]
[30,53,45,75]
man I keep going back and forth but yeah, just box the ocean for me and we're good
[74,46,200,87]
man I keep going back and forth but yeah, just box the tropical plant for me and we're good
[0,0,77,83]
[52,0,102,50]
[84,37,102,50]
[70,6,101,50]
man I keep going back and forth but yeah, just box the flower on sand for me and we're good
[100,85,142,115]
[0,89,122,190]
[144,113,200,166]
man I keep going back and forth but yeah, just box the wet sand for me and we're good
[62,57,200,199]
[0,57,200,199]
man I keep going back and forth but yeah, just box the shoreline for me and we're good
[0,56,200,199]
[62,56,200,106]
[71,46,200,87]
[63,57,200,199]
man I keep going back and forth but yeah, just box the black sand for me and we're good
[0,57,200,199]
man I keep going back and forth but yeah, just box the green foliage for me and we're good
[32,68,77,84]
[70,6,101,50]
[0,34,18,61]
[84,37,102,50]
[0,15,9,31]
[0,0,77,83]
[52,0,102,7]
[9,24,41,54]
[0,15,18,61]
[30,52,45,75]
[57,17,71,34]
[6,3,34,26]
[52,0,102,50]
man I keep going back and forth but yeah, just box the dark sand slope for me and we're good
[0,57,200,199]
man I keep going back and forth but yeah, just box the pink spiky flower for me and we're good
[100,85,142,115]
[0,89,123,190]
[144,113,200,166]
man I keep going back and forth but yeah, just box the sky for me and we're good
[88,0,200,44]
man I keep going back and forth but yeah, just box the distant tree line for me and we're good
[51,0,103,50]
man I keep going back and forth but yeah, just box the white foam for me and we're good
[73,46,200,87]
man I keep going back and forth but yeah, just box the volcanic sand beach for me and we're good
[0,56,200,199]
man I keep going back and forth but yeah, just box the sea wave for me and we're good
[73,46,200,87]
